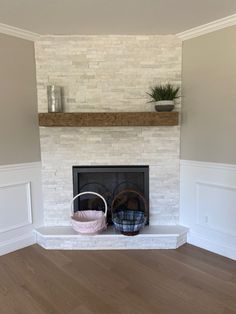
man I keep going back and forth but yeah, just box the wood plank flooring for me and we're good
[0,244,235,314]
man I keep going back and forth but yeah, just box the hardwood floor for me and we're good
[0,244,236,314]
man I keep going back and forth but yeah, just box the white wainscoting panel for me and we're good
[0,162,43,255]
[0,182,32,233]
[180,160,236,260]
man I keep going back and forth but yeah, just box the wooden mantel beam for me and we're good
[38,112,179,127]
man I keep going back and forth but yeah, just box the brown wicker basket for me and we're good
[111,189,147,236]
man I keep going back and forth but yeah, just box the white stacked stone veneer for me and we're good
[35,35,182,227]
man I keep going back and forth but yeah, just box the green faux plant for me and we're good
[147,83,180,102]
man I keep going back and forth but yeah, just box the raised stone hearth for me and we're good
[36,225,188,250]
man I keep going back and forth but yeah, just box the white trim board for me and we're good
[0,161,41,172]
[0,232,36,256]
[0,23,40,41]
[177,13,236,41]
[1,13,236,42]
[188,231,236,261]
[180,159,236,171]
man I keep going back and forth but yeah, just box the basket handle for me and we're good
[111,189,148,215]
[70,191,108,217]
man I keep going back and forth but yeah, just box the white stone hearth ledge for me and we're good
[35,225,188,250]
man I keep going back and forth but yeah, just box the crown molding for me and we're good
[0,23,40,41]
[177,13,236,41]
[1,13,236,42]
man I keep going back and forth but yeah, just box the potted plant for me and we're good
[146,83,180,112]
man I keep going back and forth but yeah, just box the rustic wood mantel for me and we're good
[38,112,179,127]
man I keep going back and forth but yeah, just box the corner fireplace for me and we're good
[72,166,149,225]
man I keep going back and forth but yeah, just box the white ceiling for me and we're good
[0,0,236,35]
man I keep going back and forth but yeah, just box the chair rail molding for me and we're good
[0,161,42,171]
[0,161,43,255]
[180,159,236,260]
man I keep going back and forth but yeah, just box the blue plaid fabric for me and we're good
[112,209,146,233]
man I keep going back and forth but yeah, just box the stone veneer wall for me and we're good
[35,35,181,226]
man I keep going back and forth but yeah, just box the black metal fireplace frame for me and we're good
[72,165,149,224]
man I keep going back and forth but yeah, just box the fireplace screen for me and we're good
[72,166,149,225]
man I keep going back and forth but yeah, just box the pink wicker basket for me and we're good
[71,191,107,234]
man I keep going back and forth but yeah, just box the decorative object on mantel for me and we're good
[39,112,179,127]
[111,189,147,236]
[146,83,180,112]
[71,191,107,234]
[47,85,63,112]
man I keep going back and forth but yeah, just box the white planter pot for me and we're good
[156,100,174,106]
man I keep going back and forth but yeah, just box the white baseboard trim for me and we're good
[0,232,36,256]
[188,231,236,261]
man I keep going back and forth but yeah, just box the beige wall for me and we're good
[181,26,236,164]
[0,33,41,165]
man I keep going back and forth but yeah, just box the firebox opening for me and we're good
[72,166,149,225]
